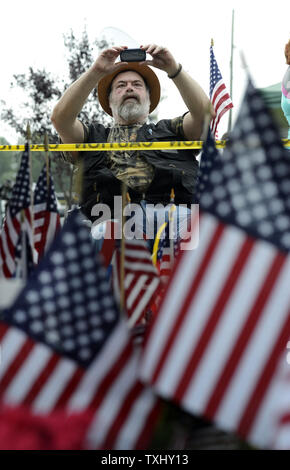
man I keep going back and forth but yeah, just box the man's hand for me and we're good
[93,46,129,77]
[140,44,179,76]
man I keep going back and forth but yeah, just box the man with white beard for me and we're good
[51,44,214,246]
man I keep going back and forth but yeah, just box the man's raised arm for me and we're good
[51,46,128,146]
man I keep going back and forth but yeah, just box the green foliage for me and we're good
[0,137,19,186]
[0,27,110,208]
[63,30,110,125]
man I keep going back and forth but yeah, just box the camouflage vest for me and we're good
[77,119,199,220]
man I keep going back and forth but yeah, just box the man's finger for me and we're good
[151,46,165,56]
[144,44,158,55]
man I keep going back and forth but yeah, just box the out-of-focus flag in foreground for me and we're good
[140,80,290,449]
[0,210,160,450]
[0,144,34,277]
[33,163,61,262]
[210,44,233,137]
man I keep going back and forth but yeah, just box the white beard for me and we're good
[117,99,150,124]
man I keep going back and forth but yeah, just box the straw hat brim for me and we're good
[97,62,161,116]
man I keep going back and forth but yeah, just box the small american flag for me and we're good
[112,238,160,328]
[0,210,160,450]
[33,163,61,262]
[210,44,233,138]
[140,80,290,449]
[0,144,34,278]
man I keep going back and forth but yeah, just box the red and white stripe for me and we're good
[0,207,33,277]
[33,202,61,261]
[0,320,160,450]
[211,80,233,137]
[140,212,290,448]
[112,239,160,328]
[155,241,176,285]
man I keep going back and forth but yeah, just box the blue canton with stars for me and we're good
[3,210,121,367]
[34,164,58,211]
[210,45,223,98]
[8,144,31,217]
[198,80,290,252]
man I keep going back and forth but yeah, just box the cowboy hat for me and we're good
[97,62,161,116]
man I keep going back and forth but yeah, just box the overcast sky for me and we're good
[1,0,289,142]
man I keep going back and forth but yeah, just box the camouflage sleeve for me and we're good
[170,113,199,157]
[170,114,187,140]
[60,121,89,165]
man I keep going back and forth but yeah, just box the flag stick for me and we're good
[120,182,127,313]
[168,189,176,267]
[227,9,235,133]
[19,209,27,280]
[26,122,35,260]
[44,133,52,211]
[44,133,50,193]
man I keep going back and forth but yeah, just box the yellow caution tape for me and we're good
[0,141,215,152]
[0,140,289,152]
